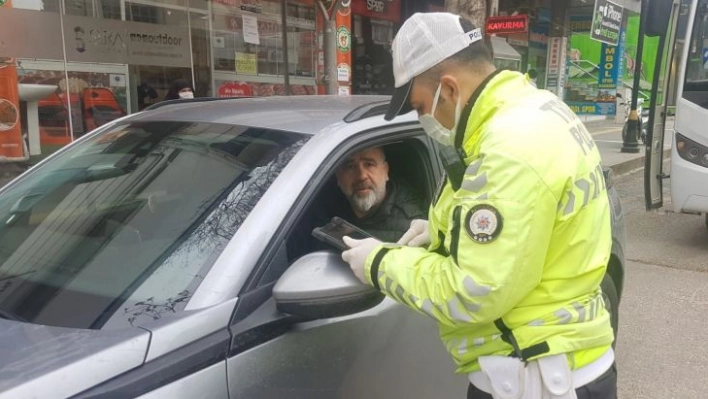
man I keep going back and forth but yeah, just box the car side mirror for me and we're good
[273,250,384,320]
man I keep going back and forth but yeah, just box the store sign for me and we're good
[62,16,191,67]
[565,102,616,115]
[127,22,192,68]
[546,36,567,98]
[335,7,352,95]
[485,15,528,35]
[367,0,386,12]
[63,16,128,64]
[569,16,592,33]
[590,0,623,46]
[336,25,351,53]
[598,43,619,89]
[218,82,253,97]
[351,0,401,23]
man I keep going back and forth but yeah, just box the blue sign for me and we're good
[703,48,708,65]
[566,101,617,115]
[598,42,620,89]
[617,25,627,81]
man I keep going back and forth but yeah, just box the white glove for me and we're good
[397,219,430,247]
[341,236,382,284]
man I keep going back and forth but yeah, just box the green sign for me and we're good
[591,0,624,46]
[336,26,350,53]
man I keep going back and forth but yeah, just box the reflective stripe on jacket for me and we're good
[364,71,614,374]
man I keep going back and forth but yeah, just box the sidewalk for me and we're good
[585,117,673,176]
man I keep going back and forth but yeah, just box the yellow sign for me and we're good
[236,52,257,75]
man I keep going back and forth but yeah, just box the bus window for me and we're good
[683,0,708,104]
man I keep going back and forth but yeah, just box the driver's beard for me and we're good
[351,188,382,215]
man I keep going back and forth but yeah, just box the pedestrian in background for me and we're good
[341,12,616,399]
[164,79,194,101]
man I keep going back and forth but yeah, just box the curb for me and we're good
[608,148,671,176]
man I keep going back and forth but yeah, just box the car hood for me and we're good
[0,318,150,398]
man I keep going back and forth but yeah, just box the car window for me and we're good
[282,137,436,266]
[0,121,308,329]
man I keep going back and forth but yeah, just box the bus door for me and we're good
[643,0,681,210]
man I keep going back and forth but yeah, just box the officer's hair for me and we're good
[419,17,494,86]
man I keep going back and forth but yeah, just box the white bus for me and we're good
[645,0,708,227]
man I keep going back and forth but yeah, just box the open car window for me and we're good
[0,121,308,329]
[283,138,435,265]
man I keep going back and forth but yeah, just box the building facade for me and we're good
[0,0,648,162]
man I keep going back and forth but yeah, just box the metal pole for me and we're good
[186,0,197,94]
[325,18,337,94]
[59,0,75,143]
[281,0,291,95]
[621,0,645,153]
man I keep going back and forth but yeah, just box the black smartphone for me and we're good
[311,217,377,251]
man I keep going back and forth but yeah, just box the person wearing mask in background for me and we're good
[164,79,194,101]
[341,12,616,399]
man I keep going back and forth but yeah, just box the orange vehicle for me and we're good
[38,87,126,147]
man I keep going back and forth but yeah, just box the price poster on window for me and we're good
[242,14,260,45]
[236,52,257,75]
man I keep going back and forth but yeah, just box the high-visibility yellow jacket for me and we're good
[365,70,614,373]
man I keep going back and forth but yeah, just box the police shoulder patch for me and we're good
[465,204,503,244]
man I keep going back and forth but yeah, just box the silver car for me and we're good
[0,96,625,398]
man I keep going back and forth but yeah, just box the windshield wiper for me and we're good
[0,308,26,322]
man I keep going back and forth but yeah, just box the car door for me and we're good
[225,126,468,399]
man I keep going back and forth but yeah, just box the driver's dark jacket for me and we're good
[340,179,426,243]
[288,178,426,260]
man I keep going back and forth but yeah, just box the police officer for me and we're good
[341,12,617,399]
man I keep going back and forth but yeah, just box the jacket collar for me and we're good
[454,70,527,153]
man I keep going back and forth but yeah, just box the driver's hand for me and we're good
[397,219,430,247]
[342,236,382,284]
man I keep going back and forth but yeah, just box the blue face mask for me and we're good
[418,83,463,147]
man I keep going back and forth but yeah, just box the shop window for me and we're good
[127,3,161,24]
[211,0,316,97]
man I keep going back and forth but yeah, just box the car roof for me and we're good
[130,95,397,135]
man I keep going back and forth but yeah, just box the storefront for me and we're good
[485,15,526,72]
[350,0,400,95]
[490,2,551,87]
[0,0,317,160]
[211,0,317,98]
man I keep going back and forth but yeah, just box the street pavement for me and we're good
[583,117,673,177]
[612,162,708,398]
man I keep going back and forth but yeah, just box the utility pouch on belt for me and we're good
[475,354,576,399]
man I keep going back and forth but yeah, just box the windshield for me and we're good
[0,121,308,329]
